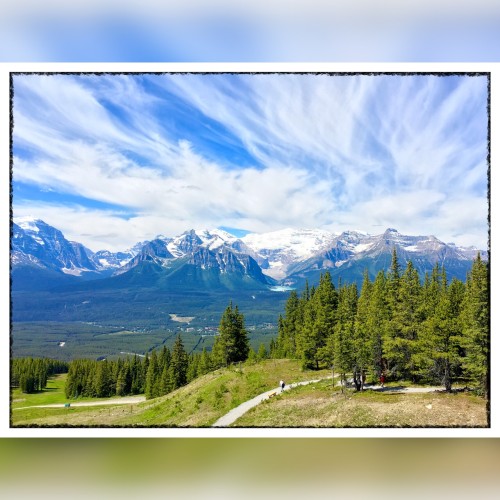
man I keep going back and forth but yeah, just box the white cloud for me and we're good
[12,73,489,251]
[333,191,488,249]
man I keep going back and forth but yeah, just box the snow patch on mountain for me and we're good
[242,228,338,280]
[353,242,374,253]
[15,216,41,233]
[11,219,488,288]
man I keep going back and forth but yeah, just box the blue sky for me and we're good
[12,73,489,252]
[1,1,500,61]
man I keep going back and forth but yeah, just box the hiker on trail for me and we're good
[280,380,285,392]
[379,373,385,388]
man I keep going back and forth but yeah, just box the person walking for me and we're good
[280,380,285,392]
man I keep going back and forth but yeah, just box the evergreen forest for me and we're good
[275,251,489,396]
[11,252,489,403]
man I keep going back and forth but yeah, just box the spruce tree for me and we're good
[159,364,172,394]
[145,350,159,399]
[385,260,422,381]
[257,343,268,360]
[461,254,489,397]
[93,360,112,398]
[334,283,357,389]
[212,302,250,367]
[297,272,338,370]
[276,290,301,358]
[368,271,389,380]
[187,353,200,382]
[435,277,465,390]
[198,347,213,375]
[353,271,372,389]
[116,367,127,396]
[171,334,189,389]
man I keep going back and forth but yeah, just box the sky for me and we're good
[11,73,489,252]
[1,1,500,61]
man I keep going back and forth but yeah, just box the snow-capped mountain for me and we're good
[113,228,271,286]
[91,249,134,270]
[12,218,99,276]
[281,227,487,288]
[10,219,488,327]
[242,228,338,280]
[161,228,246,257]
[11,218,487,291]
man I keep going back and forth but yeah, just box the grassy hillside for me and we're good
[11,360,487,428]
[12,359,329,427]
[232,378,487,427]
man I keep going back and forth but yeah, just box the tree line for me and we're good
[11,357,69,393]
[63,302,253,400]
[275,251,489,395]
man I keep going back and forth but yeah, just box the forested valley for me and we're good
[11,252,489,404]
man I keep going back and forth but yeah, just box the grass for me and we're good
[10,359,330,427]
[11,373,144,426]
[11,374,69,408]
[232,379,488,427]
[10,363,488,428]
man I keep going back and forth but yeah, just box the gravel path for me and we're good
[212,379,323,427]
[14,395,146,410]
[212,380,448,427]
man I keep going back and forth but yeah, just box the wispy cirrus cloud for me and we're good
[12,73,489,251]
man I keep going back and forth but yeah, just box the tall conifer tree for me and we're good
[212,302,250,367]
[171,334,189,389]
[461,254,489,397]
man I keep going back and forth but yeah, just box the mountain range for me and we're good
[12,217,487,286]
[10,217,487,326]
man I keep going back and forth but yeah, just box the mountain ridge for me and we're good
[11,217,487,290]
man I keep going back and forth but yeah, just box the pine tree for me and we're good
[247,347,257,364]
[353,271,372,389]
[170,334,189,389]
[145,350,159,399]
[159,364,172,394]
[276,290,301,358]
[461,254,489,397]
[212,302,250,367]
[436,277,465,390]
[413,265,467,390]
[297,272,338,370]
[130,355,142,394]
[116,367,127,396]
[387,247,401,307]
[292,284,311,360]
[298,294,319,369]
[187,353,200,382]
[93,360,112,398]
[367,271,389,380]
[141,353,150,394]
[334,283,357,389]
[257,343,268,360]
[385,260,422,381]
[198,347,213,375]
[269,338,278,359]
